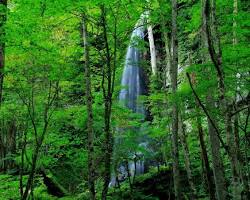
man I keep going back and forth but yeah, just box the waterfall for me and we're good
[114,17,147,184]
[119,23,146,115]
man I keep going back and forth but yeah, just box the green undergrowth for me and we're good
[0,167,203,200]
[0,168,169,200]
[0,174,20,200]
[108,166,174,200]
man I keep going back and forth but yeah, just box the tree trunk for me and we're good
[5,120,17,170]
[203,0,246,198]
[170,0,181,199]
[188,29,216,199]
[226,109,243,199]
[232,1,250,197]
[196,108,216,200]
[0,0,7,173]
[101,5,114,200]
[19,128,28,198]
[179,116,196,198]
[233,0,238,45]
[161,23,171,88]
[163,32,172,88]
[22,146,40,200]
[234,111,250,199]
[21,83,56,200]
[0,0,6,104]
[187,71,228,200]
[147,21,157,76]
[82,14,95,200]
[102,99,113,200]
[206,94,227,200]
[0,127,5,171]
[158,0,172,88]
[125,160,133,192]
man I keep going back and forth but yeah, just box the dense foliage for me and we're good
[0,0,249,199]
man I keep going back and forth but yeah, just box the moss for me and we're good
[0,174,22,200]
[109,167,175,200]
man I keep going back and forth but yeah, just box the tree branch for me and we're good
[186,72,229,154]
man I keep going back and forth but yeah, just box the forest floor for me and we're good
[0,167,197,200]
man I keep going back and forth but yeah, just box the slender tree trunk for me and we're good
[5,121,17,170]
[163,34,172,88]
[0,128,5,171]
[101,5,114,200]
[179,116,196,198]
[162,25,171,88]
[22,118,50,200]
[19,128,28,198]
[170,0,181,199]
[125,160,133,192]
[188,33,216,199]
[0,0,7,173]
[226,108,243,199]
[100,2,119,196]
[133,155,137,183]
[234,110,250,199]
[187,71,230,200]
[206,94,227,200]
[203,0,247,198]
[21,81,57,199]
[203,0,225,105]
[82,14,95,200]
[232,0,249,197]
[22,145,40,200]
[19,146,24,198]
[22,5,49,196]
[147,21,157,76]
[233,0,238,45]
[146,0,157,76]
[0,0,6,104]
[102,99,112,200]
[158,0,172,88]
[196,108,216,200]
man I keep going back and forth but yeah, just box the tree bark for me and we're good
[147,22,157,76]
[232,1,249,197]
[0,125,6,171]
[158,0,172,88]
[170,0,181,199]
[82,14,95,200]
[21,80,58,200]
[179,116,196,198]
[202,0,246,198]
[226,108,243,199]
[0,0,6,104]
[0,0,7,172]
[22,114,50,200]
[187,37,216,199]
[206,94,227,200]
[101,5,115,200]
[233,0,238,45]
[22,144,40,200]
[196,110,216,200]
[234,109,250,199]
[5,120,17,170]
[163,32,172,88]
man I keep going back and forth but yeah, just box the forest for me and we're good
[0,0,249,199]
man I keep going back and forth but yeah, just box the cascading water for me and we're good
[114,17,148,183]
[119,24,146,115]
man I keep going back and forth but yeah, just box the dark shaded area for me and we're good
[41,170,66,197]
[133,169,175,200]
[111,169,193,200]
